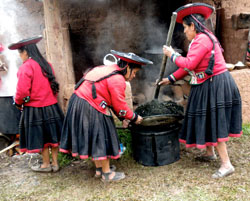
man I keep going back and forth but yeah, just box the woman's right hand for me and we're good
[135,115,143,124]
[157,78,170,86]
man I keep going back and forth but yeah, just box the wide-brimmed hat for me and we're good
[175,3,215,23]
[111,50,153,65]
[8,35,43,50]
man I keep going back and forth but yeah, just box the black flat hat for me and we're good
[111,50,153,65]
[8,35,43,50]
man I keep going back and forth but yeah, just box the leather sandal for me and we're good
[31,164,52,173]
[51,165,60,172]
[94,165,116,178]
[212,166,235,179]
[101,171,125,182]
[195,155,217,162]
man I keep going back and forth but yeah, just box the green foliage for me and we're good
[57,152,75,167]
[117,128,133,158]
[242,123,250,136]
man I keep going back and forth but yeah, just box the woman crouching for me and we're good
[60,50,153,182]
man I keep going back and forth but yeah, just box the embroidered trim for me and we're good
[99,100,107,109]
[119,110,127,117]
[168,74,176,84]
[130,113,138,123]
[170,52,181,64]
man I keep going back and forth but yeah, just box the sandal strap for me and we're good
[102,171,112,180]
[96,167,102,172]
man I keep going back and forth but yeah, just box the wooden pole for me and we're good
[43,0,75,112]
[154,12,177,99]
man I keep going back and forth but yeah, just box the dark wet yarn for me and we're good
[135,100,184,117]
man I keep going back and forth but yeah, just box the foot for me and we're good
[101,171,125,182]
[212,166,235,179]
[51,165,60,172]
[31,164,52,173]
[195,154,217,162]
[95,165,116,178]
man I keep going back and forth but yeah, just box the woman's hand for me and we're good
[135,115,143,125]
[15,104,23,111]
[122,119,130,128]
[156,78,171,86]
[163,45,175,58]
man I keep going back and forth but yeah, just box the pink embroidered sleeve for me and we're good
[175,37,211,71]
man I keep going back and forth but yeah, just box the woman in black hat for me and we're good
[8,36,64,172]
[158,3,242,178]
[60,50,152,182]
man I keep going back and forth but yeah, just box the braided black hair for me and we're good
[19,44,59,94]
[183,14,215,75]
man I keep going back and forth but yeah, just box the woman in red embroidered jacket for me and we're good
[158,3,242,178]
[60,50,152,181]
[8,36,64,173]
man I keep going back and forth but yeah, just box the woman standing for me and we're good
[60,50,152,181]
[8,36,64,172]
[158,3,242,178]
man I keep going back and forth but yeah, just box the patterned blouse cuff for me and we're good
[170,52,181,64]
[168,74,176,84]
[130,113,138,123]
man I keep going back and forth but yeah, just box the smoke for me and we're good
[90,0,172,101]
[0,0,43,96]
[0,0,22,96]
[93,0,168,62]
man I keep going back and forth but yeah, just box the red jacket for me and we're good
[171,33,227,84]
[15,58,58,107]
[75,64,136,120]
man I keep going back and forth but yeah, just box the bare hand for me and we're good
[122,119,130,128]
[163,45,175,58]
[158,78,170,86]
[135,115,143,125]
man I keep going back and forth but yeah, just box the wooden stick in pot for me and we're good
[154,12,177,99]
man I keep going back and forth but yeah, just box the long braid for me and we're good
[19,44,59,94]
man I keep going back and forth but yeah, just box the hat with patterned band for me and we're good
[111,50,153,65]
[8,35,43,50]
[175,3,215,23]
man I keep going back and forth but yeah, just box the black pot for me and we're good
[131,123,181,166]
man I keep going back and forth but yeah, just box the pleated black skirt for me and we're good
[19,103,64,153]
[0,96,21,134]
[60,94,121,160]
[179,71,242,148]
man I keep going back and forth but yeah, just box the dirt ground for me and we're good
[0,135,249,201]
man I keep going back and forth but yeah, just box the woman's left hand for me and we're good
[122,119,130,128]
[158,78,171,86]
[163,45,175,58]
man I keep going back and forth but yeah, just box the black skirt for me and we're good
[0,97,21,134]
[60,93,121,160]
[179,71,242,149]
[19,103,64,153]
